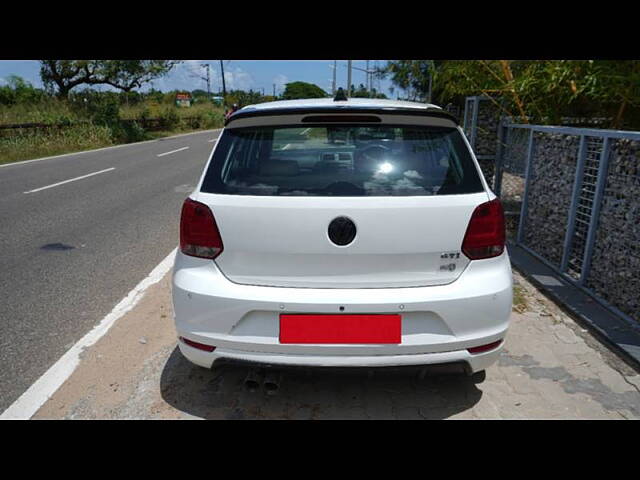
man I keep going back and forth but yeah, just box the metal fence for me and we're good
[494,122,640,327]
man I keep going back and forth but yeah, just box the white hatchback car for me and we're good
[172,96,512,379]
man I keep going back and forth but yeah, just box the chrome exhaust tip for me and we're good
[263,371,282,395]
[243,368,263,392]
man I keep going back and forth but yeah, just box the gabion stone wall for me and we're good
[495,127,530,239]
[521,133,581,267]
[477,158,495,189]
[463,97,503,189]
[586,138,640,321]
[475,99,501,157]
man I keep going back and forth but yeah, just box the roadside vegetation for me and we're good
[378,60,640,129]
[0,75,225,165]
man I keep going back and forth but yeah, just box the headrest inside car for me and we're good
[259,160,300,176]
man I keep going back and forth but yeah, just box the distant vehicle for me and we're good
[209,96,224,107]
[173,94,511,380]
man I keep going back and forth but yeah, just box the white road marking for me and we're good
[0,248,177,420]
[23,168,115,194]
[157,146,189,157]
[0,129,222,169]
[299,128,311,136]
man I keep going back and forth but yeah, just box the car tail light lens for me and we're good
[467,339,503,354]
[180,198,223,259]
[461,198,505,260]
[179,336,216,352]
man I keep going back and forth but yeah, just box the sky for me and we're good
[0,60,400,97]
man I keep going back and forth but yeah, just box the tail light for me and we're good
[180,198,223,259]
[461,198,505,260]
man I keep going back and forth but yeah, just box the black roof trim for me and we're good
[225,106,459,126]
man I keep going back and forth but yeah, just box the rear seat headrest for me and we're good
[259,159,299,176]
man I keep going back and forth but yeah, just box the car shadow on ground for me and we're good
[159,347,483,419]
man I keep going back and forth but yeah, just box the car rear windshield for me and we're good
[200,125,484,196]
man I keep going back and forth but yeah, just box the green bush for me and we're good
[158,107,180,130]
[204,110,224,128]
[91,99,121,128]
[120,120,147,143]
[0,76,47,106]
[137,107,152,122]
[186,113,204,129]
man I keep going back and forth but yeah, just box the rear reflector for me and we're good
[180,198,223,259]
[467,339,503,354]
[461,198,505,260]
[179,336,216,352]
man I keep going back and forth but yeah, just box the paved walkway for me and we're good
[34,270,640,420]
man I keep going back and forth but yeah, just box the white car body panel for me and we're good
[199,192,487,288]
[172,98,511,373]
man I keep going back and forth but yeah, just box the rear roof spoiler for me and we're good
[225,106,459,127]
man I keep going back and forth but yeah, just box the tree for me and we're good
[379,60,434,101]
[379,60,640,128]
[281,81,327,100]
[40,60,104,98]
[585,60,640,128]
[0,75,46,105]
[39,60,180,98]
[98,60,180,92]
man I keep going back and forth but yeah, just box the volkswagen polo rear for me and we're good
[172,98,512,376]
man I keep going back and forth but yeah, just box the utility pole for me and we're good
[331,60,337,96]
[351,63,376,97]
[219,60,227,109]
[273,83,276,98]
[366,60,370,96]
[201,63,211,99]
[347,60,352,97]
[427,60,434,103]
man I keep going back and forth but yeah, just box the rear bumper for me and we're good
[172,249,512,373]
[178,340,504,374]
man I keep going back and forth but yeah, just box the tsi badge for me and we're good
[439,252,461,272]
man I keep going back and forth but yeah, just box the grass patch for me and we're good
[513,285,529,313]
[0,124,114,165]
[0,98,85,124]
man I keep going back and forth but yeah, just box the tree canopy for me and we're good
[281,81,327,100]
[39,60,180,98]
[380,60,640,128]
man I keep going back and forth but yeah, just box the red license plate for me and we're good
[279,314,401,344]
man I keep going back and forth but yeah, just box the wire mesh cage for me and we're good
[495,123,640,325]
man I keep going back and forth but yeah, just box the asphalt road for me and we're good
[0,129,220,412]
